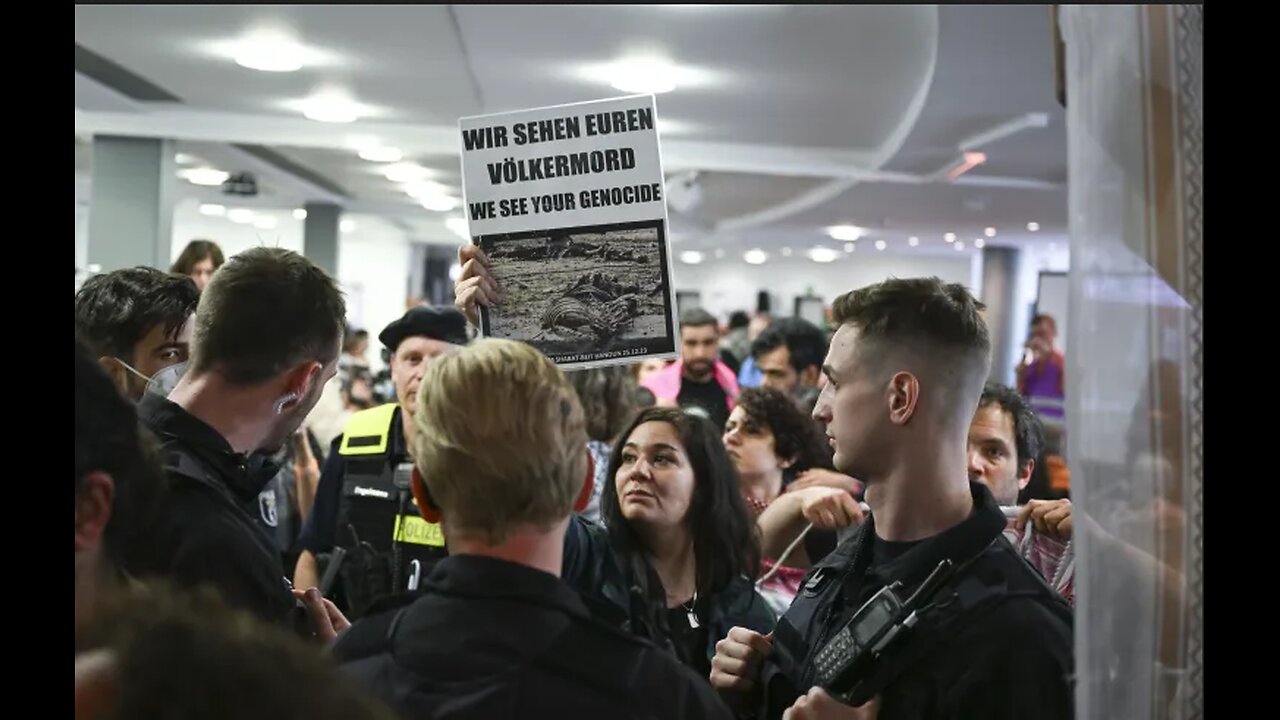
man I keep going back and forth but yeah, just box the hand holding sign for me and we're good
[454,245,503,327]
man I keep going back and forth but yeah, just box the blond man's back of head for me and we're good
[412,339,587,544]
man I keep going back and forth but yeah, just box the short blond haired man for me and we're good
[334,339,732,720]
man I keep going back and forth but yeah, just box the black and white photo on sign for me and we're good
[458,94,678,369]
[477,220,675,365]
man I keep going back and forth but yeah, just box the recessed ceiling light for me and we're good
[984,227,997,238]
[293,208,308,220]
[743,249,768,265]
[175,153,200,165]
[359,146,403,163]
[340,219,356,233]
[1027,222,1041,232]
[680,251,704,265]
[609,58,679,94]
[780,247,793,257]
[253,216,279,230]
[874,240,887,251]
[908,236,919,246]
[420,196,459,212]
[298,91,365,123]
[199,203,226,217]
[809,247,839,263]
[944,232,957,243]
[844,243,855,253]
[974,238,986,249]
[233,34,306,72]
[227,208,255,224]
[385,163,432,183]
[954,241,966,251]
[445,217,470,240]
[178,168,229,187]
[826,225,865,242]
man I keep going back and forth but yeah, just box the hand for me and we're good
[1016,499,1073,540]
[799,486,865,530]
[293,587,350,643]
[784,688,880,720]
[453,245,502,326]
[789,469,863,497]
[709,627,774,692]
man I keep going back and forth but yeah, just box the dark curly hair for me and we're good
[734,387,833,476]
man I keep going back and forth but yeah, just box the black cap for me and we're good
[378,306,469,352]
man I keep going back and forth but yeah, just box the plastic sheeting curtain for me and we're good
[1059,5,1202,719]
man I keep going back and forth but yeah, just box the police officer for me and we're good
[710,278,1073,720]
[293,306,468,618]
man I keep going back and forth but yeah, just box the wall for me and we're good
[170,202,411,373]
[676,252,977,321]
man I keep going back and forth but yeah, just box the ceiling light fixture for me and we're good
[609,57,679,94]
[299,91,364,123]
[420,196,459,212]
[680,251,704,265]
[809,247,839,263]
[179,168,230,187]
[385,163,432,183]
[743,249,768,265]
[199,203,226,217]
[233,34,307,72]
[826,225,865,242]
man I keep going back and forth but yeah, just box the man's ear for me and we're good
[573,450,595,513]
[97,357,131,398]
[800,365,822,388]
[1018,459,1036,491]
[75,472,115,554]
[886,372,920,426]
[279,361,323,413]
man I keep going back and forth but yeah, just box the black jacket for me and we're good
[136,394,295,627]
[334,554,733,720]
[561,516,776,670]
[760,481,1074,720]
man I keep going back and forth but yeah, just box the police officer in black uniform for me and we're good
[293,306,468,618]
[710,278,1073,720]
[334,338,731,720]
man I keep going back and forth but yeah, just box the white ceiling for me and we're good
[74,4,1066,253]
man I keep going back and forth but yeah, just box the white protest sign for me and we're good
[458,95,678,369]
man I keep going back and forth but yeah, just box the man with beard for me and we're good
[641,307,740,430]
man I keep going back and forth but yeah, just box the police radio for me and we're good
[812,557,956,706]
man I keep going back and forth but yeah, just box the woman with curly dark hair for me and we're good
[562,407,775,679]
[723,387,850,614]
